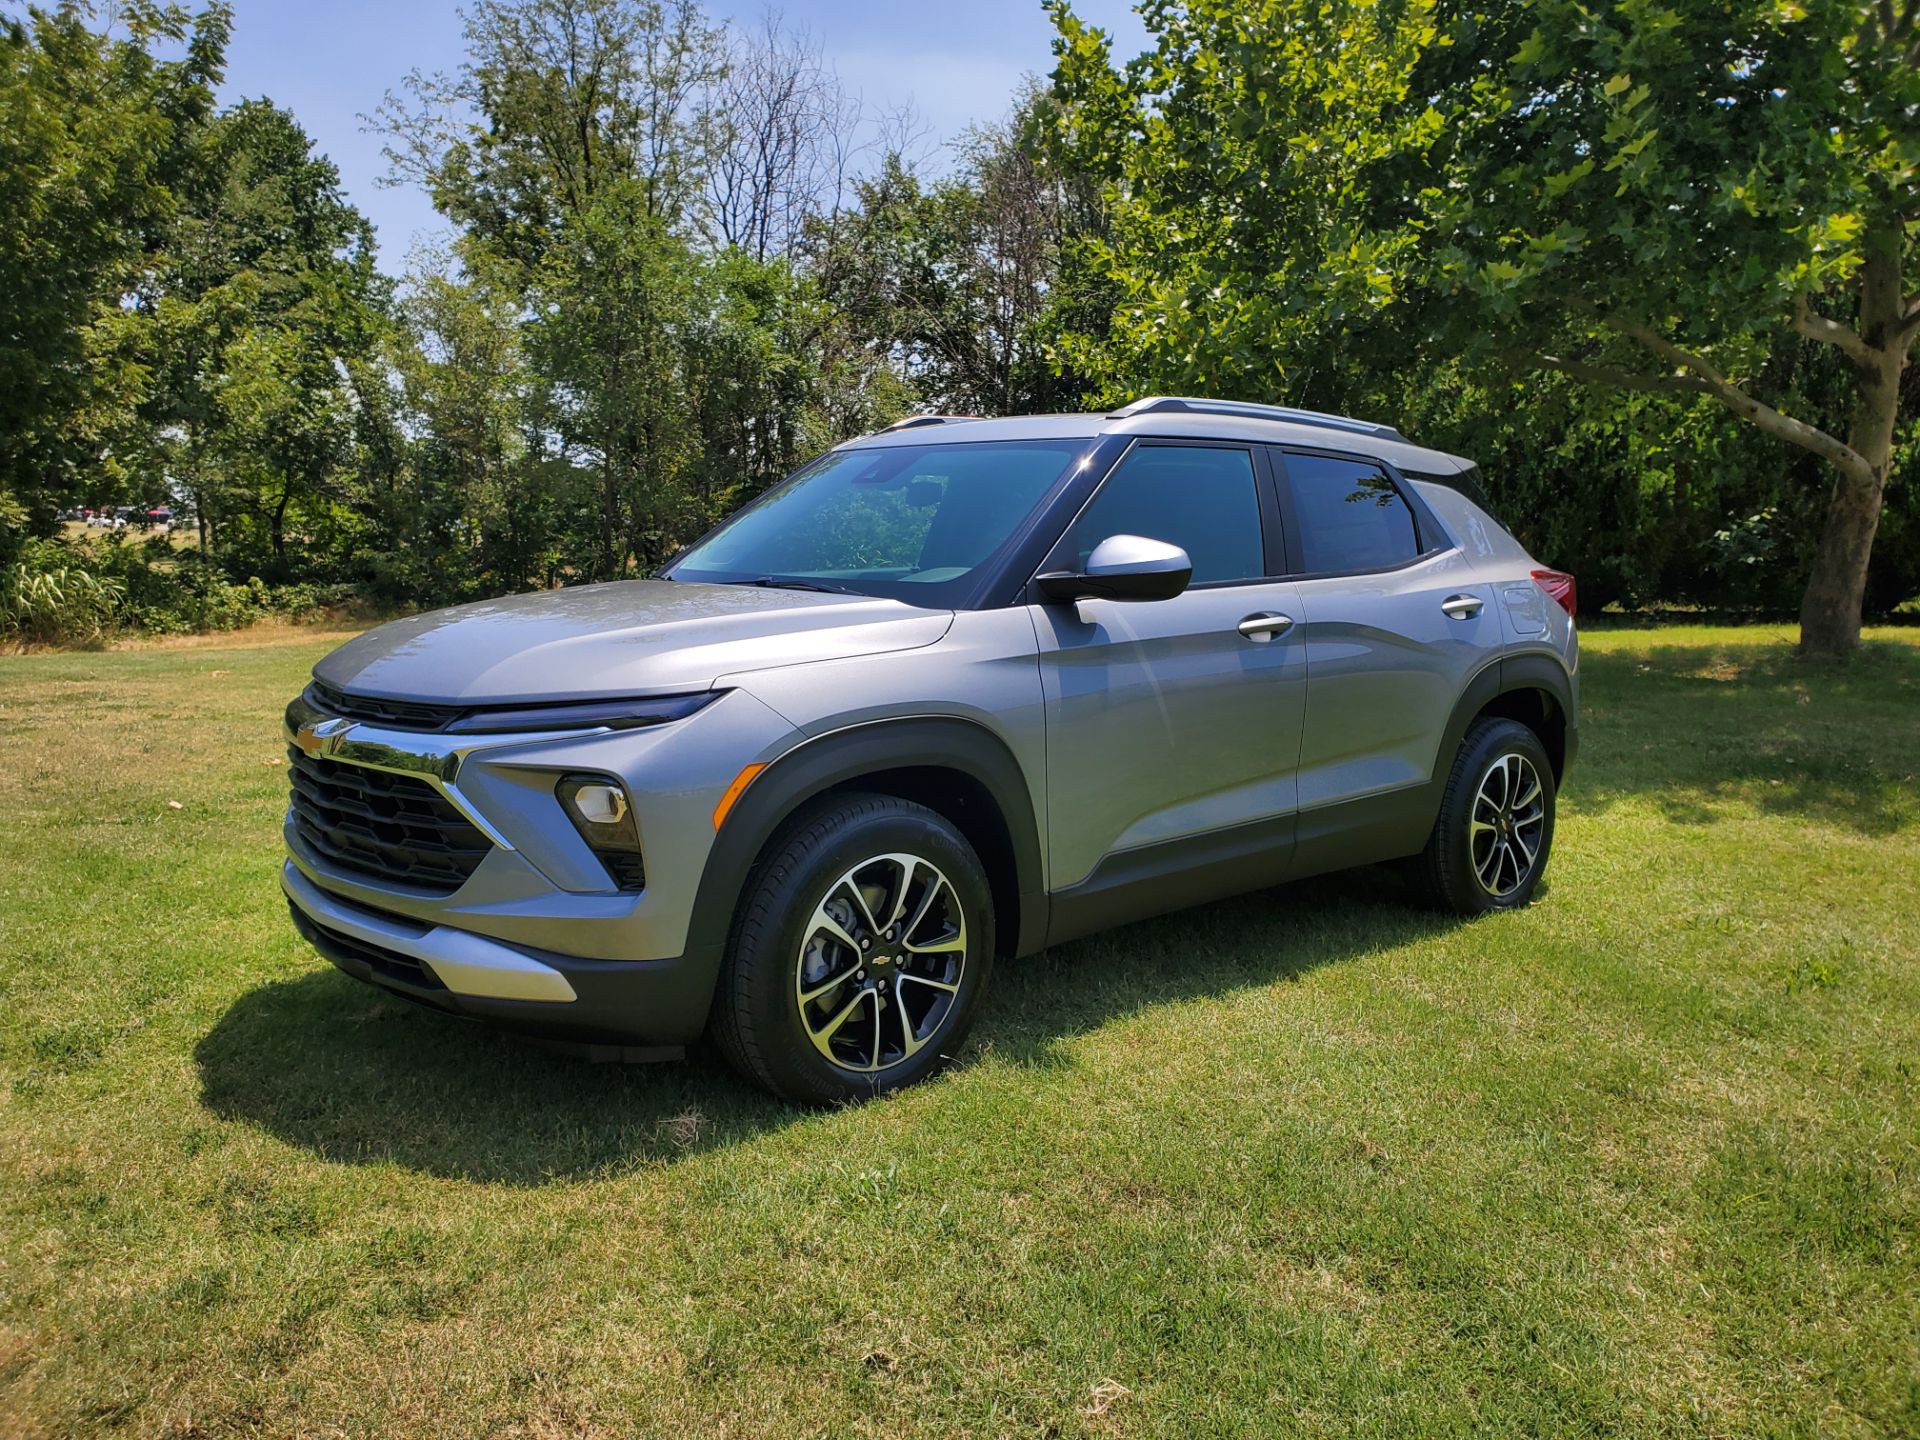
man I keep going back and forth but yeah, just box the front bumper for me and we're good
[284,862,722,1053]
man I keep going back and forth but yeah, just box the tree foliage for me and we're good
[5,0,1918,645]
[1047,0,1920,652]
[0,0,229,543]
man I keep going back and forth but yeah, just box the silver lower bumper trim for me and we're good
[282,863,578,1004]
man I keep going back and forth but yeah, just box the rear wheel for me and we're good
[1414,717,1556,914]
[710,793,995,1104]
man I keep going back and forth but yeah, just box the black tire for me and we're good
[1413,717,1556,914]
[709,792,996,1104]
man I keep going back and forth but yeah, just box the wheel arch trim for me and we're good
[684,716,1048,968]
[1441,654,1573,771]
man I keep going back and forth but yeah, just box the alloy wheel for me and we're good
[794,852,968,1074]
[1469,752,1546,898]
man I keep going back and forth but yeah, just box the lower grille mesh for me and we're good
[289,902,448,994]
[287,747,491,893]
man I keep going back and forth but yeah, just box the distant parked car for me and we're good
[282,395,1580,1102]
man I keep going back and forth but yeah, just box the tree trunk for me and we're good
[1797,427,1891,657]
[1797,240,1907,659]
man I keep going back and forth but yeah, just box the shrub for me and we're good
[1,562,125,645]
[2,537,356,646]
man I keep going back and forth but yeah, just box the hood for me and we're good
[314,580,953,704]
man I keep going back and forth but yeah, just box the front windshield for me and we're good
[665,439,1087,603]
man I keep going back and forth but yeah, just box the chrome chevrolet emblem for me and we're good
[292,716,354,758]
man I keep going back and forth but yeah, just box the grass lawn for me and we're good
[1,624,1916,1437]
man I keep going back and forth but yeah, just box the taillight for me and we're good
[1532,568,1577,619]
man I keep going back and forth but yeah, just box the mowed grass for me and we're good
[1,624,1916,1438]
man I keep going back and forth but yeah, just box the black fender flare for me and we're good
[684,716,1049,967]
[1497,651,1578,774]
[1437,652,1576,788]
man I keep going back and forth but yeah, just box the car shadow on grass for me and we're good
[195,869,1459,1184]
[194,974,797,1184]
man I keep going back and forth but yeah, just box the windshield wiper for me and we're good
[723,575,862,596]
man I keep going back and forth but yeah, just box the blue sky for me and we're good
[214,0,1150,272]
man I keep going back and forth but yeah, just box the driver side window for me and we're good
[1061,445,1264,585]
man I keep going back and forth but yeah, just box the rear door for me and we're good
[1029,441,1308,892]
[1273,449,1500,816]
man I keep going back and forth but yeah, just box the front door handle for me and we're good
[1440,594,1484,620]
[1237,612,1295,642]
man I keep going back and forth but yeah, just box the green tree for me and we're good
[207,318,352,572]
[1048,0,1919,654]
[0,0,229,547]
[810,91,1102,417]
[526,188,703,575]
[382,0,739,575]
[139,98,383,562]
[378,255,554,601]
[380,0,723,275]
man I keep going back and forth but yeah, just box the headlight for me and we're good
[445,691,718,735]
[556,774,646,891]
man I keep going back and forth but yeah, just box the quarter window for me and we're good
[1061,446,1264,585]
[1282,454,1420,574]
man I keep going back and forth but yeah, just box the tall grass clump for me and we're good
[1,558,125,645]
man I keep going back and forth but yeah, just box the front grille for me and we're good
[290,901,448,994]
[306,681,467,732]
[287,746,491,894]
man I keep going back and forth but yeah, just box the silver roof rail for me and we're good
[880,414,981,433]
[1109,395,1407,442]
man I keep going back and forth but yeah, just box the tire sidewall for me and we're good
[739,801,996,1103]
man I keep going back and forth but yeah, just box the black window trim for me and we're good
[1267,443,1457,582]
[1018,436,1290,602]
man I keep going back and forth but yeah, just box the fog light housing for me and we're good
[570,782,628,825]
[556,774,645,892]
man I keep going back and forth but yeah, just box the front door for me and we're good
[1028,442,1309,902]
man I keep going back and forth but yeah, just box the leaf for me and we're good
[1544,159,1595,198]
[1603,73,1633,97]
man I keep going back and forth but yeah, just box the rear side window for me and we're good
[1062,445,1263,584]
[1282,453,1420,574]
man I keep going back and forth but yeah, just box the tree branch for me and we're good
[1610,319,1877,484]
[1532,351,1712,396]
[1897,292,1920,349]
[1793,295,1874,365]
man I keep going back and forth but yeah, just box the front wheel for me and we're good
[709,793,995,1104]
[1413,717,1556,914]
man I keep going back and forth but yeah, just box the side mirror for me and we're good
[1036,534,1193,603]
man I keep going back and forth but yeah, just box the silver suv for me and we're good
[282,397,1579,1102]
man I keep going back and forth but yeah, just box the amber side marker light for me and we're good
[712,763,766,831]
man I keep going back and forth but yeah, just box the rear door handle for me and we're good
[1440,594,1484,620]
[1237,613,1294,642]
